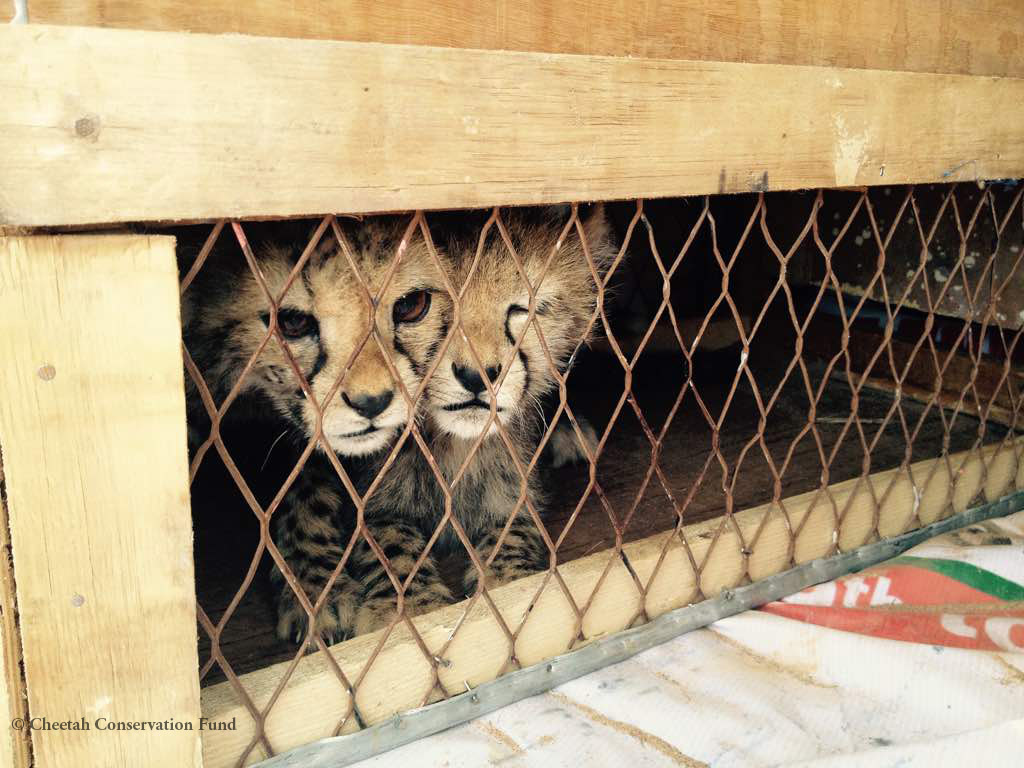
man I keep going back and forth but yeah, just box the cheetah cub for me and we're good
[356,206,615,629]
[183,218,454,644]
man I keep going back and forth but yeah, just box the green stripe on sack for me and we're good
[888,556,1024,601]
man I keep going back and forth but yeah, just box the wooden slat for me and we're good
[0,236,201,767]
[6,1,1023,78]
[801,318,1024,429]
[853,373,1020,431]
[2,24,1024,227]
[0,460,30,768]
[199,438,1022,767]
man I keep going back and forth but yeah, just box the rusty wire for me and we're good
[180,182,1024,764]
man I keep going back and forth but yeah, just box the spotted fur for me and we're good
[357,206,617,609]
[183,218,455,644]
[184,210,613,643]
[271,452,451,643]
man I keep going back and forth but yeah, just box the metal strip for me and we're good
[258,489,1024,767]
[10,0,28,24]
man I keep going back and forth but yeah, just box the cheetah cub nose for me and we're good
[452,362,502,394]
[343,390,394,419]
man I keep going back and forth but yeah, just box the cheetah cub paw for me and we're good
[275,580,358,648]
[353,583,455,636]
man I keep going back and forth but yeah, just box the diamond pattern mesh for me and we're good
[179,183,1023,763]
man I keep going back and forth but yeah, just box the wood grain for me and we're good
[7,1,1023,77]
[800,319,1024,430]
[0,236,201,767]
[198,437,1022,766]
[0,458,29,767]
[2,24,1023,227]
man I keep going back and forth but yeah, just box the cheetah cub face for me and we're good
[427,207,614,440]
[184,218,450,456]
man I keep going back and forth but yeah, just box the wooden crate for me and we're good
[1,3,1023,767]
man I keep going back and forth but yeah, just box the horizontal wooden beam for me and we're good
[199,437,1022,767]
[2,25,1024,227]
[853,372,1020,431]
[801,318,1023,425]
[7,1,1023,78]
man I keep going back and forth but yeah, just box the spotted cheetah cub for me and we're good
[356,207,615,629]
[183,218,454,644]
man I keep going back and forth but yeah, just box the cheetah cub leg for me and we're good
[271,467,361,647]
[271,515,361,646]
[546,415,598,469]
[351,517,454,635]
[462,514,549,595]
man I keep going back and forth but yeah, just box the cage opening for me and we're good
[170,183,1022,764]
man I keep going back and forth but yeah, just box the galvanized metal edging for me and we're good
[259,489,1024,767]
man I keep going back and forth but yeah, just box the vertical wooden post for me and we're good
[0,236,202,767]
[0,456,30,768]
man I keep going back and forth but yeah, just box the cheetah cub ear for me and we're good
[548,202,617,340]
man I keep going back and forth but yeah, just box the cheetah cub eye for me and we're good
[393,290,432,324]
[260,308,318,340]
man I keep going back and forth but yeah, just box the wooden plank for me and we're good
[789,184,1024,330]
[0,236,201,767]
[6,1,1023,78]
[0,459,30,768]
[198,437,1022,766]
[2,25,1024,228]
[801,317,1024,426]
[851,372,1020,431]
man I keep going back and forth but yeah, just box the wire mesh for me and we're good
[178,182,1024,764]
